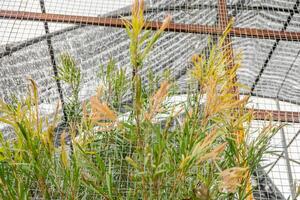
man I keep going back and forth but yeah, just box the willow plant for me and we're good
[122,0,172,146]
[118,1,280,199]
[98,58,128,109]
[57,53,82,124]
[0,79,119,199]
[0,0,281,199]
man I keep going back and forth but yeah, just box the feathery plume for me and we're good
[90,96,117,123]
[198,142,227,163]
[219,167,248,193]
[159,15,172,32]
[145,81,170,121]
[192,129,218,157]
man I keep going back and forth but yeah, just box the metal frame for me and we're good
[250,0,300,94]
[1,10,300,41]
[106,4,300,18]
[0,25,82,58]
[39,0,67,122]
[252,109,300,123]
[217,1,254,199]
[0,4,300,124]
[276,100,295,199]
[217,0,238,96]
[0,1,299,199]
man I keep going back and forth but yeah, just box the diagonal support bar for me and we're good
[39,0,68,122]
[1,10,300,41]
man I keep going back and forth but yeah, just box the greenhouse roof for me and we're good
[0,0,300,199]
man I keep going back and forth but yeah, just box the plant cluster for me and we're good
[98,58,128,109]
[57,53,82,124]
[0,0,281,199]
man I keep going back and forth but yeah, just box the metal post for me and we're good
[276,99,295,199]
[217,1,253,199]
[39,0,67,122]
[218,0,238,96]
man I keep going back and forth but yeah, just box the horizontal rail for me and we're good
[1,10,300,41]
[252,109,300,123]
[107,5,300,18]
[0,25,82,58]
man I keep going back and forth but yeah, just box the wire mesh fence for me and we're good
[0,0,300,199]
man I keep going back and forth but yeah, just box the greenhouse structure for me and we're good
[0,0,300,199]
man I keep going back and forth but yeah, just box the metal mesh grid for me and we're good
[1,0,300,199]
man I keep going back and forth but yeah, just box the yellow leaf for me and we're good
[219,167,248,193]
[125,156,139,170]
[198,143,227,163]
[60,133,69,169]
[179,155,191,170]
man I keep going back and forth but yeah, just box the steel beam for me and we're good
[252,108,300,123]
[39,0,67,122]
[1,10,300,41]
[106,4,300,18]
[218,0,238,96]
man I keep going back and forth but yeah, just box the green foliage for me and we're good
[58,53,81,92]
[0,1,282,199]
[98,58,128,108]
[57,53,82,123]
[0,83,118,199]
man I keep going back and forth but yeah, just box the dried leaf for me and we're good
[82,101,89,119]
[90,96,117,122]
[219,167,248,193]
[198,143,227,163]
[192,129,218,157]
[159,15,172,32]
[145,81,170,121]
[194,183,209,200]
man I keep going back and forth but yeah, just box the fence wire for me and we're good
[0,0,300,199]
